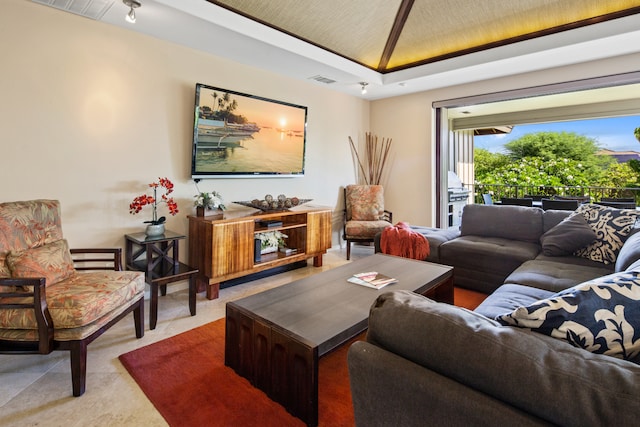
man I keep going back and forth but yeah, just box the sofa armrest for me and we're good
[0,277,53,353]
[70,248,122,271]
[367,290,640,426]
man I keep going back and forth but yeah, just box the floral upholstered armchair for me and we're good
[0,200,145,396]
[343,185,393,260]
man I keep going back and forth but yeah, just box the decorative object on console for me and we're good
[257,230,287,254]
[193,190,225,217]
[235,194,311,211]
[348,132,393,185]
[129,177,178,236]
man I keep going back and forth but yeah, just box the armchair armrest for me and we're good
[383,210,392,223]
[0,277,54,354]
[70,248,123,271]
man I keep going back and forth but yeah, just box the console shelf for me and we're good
[188,207,332,299]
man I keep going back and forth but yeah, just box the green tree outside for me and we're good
[475,131,635,191]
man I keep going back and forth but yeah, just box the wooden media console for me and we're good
[188,206,332,299]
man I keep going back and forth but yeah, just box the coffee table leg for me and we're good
[226,304,319,427]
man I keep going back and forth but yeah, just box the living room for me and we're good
[2,0,640,425]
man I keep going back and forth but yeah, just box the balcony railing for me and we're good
[469,183,640,206]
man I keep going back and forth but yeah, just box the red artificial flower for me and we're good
[129,177,179,224]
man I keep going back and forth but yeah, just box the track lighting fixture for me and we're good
[123,0,141,24]
[360,82,368,95]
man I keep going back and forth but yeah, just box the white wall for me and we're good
[1,0,369,257]
[371,52,640,227]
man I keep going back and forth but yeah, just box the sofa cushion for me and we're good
[496,271,640,361]
[616,231,640,272]
[474,284,553,319]
[440,235,540,278]
[0,199,63,278]
[539,213,596,256]
[0,270,144,330]
[7,239,76,286]
[367,290,640,426]
[345,219,392,239]
[505,258,614,293]
[460,204,544,243]
[541,209,572,233]
[346,185,385,220]
[573,204,640,265]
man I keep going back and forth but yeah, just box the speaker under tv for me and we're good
[191,83,307,179]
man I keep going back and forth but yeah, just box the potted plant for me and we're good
[129,177,179,236]
[194,190,225,216]
[257,230,287,256]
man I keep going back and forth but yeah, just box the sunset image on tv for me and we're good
[191,83,307,178]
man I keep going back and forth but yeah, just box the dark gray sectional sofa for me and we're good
[377,204,640,294]
[352,204,640,425]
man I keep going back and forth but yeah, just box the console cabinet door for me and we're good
[305,210,332,254]
[210,219,254,277]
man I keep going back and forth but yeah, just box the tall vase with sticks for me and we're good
[348,132,393,185]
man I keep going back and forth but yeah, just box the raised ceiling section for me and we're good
[209,0,640,72]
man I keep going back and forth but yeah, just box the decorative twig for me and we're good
[349,133,392,185]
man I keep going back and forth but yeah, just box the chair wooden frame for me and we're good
[0,248,144,396]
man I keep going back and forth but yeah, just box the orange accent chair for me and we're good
[343,185,392,260]
[0,200,145,396]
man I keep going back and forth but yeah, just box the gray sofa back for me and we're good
[365,290,640,426]
[460,204,544,243]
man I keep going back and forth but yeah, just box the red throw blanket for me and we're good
[380,222,430,260]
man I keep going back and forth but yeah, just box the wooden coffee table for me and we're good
[225,253,453,426]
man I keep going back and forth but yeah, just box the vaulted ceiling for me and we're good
[209,0,640,73]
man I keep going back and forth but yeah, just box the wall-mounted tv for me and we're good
[191,83,307,179]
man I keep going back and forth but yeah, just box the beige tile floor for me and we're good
[0,245,373,427]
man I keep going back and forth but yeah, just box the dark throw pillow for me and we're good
[540,213,596,256]
[496,271,640,361]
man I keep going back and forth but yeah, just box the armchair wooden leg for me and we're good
[134,297,144,338]
[69,341,88,397]
[346,241,351,260]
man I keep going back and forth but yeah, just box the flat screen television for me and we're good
[191,83,307,179]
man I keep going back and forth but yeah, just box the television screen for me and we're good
[191,83,307,178]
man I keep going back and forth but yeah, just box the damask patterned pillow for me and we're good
[573,204,640,264]
[496,271,640,361]
[7,239,76,286]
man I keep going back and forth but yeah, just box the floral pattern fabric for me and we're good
[0,199,63,278]
[346,185,385,221]
[496,271,640,361]
[573,204,640,265]
[7,239,76,286]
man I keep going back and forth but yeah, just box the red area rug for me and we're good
[118,288,485,426]
[119,318,358,427]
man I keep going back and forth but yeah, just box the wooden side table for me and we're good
[125,230,199,330]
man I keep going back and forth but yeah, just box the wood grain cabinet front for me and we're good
[189,207,332,299]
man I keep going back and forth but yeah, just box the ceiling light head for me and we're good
[359,82,368,95]
[123,0,141,24]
